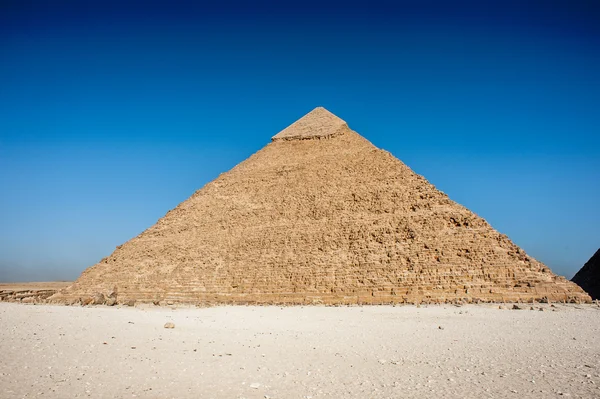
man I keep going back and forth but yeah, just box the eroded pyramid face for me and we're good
[52,107,591,305]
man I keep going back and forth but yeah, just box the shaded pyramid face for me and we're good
[52,107,590,305]
[572,249,600,300]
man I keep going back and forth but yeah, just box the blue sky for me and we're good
[1,1,599,281]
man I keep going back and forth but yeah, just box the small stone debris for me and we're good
[512,305,522,310]
[92,293,106,305]
[82,297,94,306]
[250,383,261,389]
[378,359,387,364]
[164,322,175,329]
[438,326,444,330]
[499,305,505,309]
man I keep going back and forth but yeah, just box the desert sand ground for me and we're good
[1,303,599,399]
[0,282,71,291]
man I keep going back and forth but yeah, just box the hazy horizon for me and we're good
[1,1,599,282]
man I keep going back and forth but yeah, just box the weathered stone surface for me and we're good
[272,107,346,141]
[572,248,600,300]
[0,288,62,304]
[92,292,106,305]
[50,107,590,305]
[0,283,71,304]
[82,296,94,306]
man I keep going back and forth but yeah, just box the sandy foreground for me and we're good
[1,303,599,399]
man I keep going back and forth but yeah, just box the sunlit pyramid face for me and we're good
[50,107,591,306]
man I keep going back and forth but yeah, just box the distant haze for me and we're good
[1,1,599,282]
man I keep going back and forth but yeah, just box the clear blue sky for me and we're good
[1,1,598,282]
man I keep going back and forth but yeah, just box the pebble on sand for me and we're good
[164,322,175,329]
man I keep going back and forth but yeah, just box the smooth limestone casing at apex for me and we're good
[50,107,591,305]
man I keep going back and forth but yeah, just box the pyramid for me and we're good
[572,249,600,300]
[51,107,590,305]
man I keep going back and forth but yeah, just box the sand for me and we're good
[1,303,599,399]
[0,282,72,291]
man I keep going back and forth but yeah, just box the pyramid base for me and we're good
[49,289,591,306]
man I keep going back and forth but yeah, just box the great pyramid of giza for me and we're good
[572,248,600,300]
[51,107,590,305]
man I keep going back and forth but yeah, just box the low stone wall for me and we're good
[0,289,59,304]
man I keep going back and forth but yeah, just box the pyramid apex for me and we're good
[272,107,348,141]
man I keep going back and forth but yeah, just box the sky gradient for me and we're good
[1,1,599,282]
